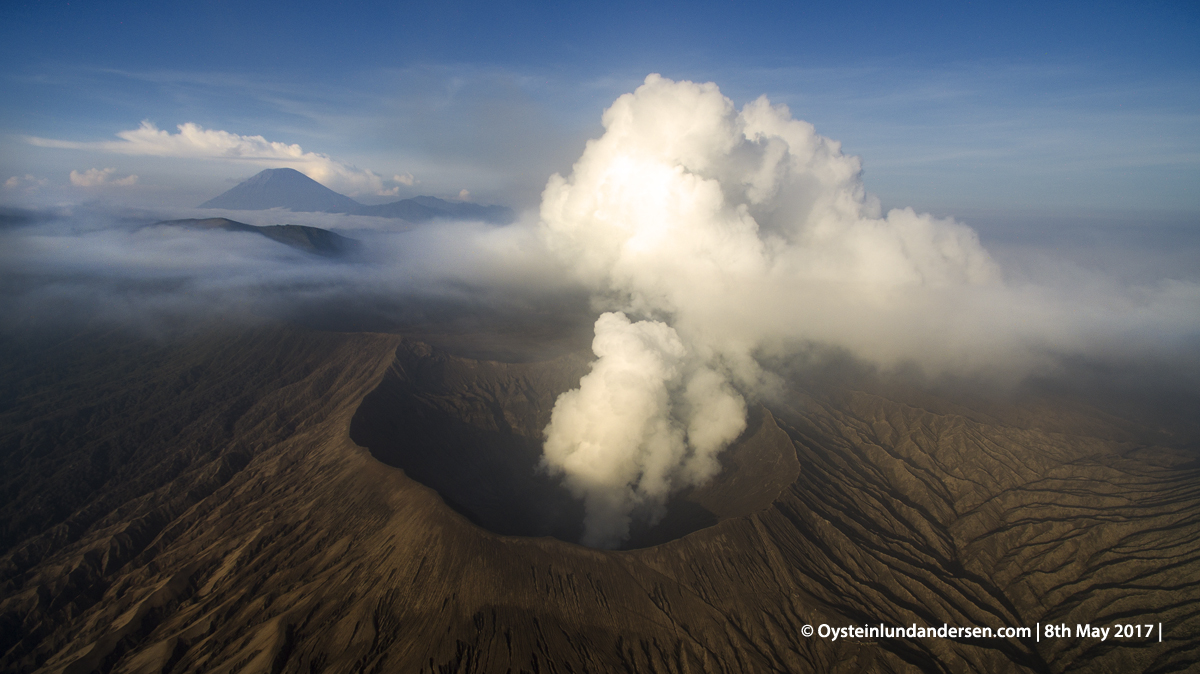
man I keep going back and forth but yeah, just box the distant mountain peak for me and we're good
[198,169,361,213]
[199,168,514,224]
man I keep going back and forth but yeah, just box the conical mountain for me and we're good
[198,168,361,213]
[201,168,516,223]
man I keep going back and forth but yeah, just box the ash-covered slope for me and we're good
[1,327,1197,673]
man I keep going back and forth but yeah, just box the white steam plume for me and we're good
[541,312,745,547]
[536,74,1200,548]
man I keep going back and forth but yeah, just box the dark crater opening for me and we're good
[350,339,800,549]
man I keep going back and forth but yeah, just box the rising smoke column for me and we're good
[537,74,1003,548]
[541,312,746,547]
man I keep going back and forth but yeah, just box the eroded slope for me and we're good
[0,329,1196,673]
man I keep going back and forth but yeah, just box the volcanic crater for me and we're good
[349,338,801,549]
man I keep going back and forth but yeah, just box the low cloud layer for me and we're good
[27,122,407,197]
[0,207,584,341]
[536,75,1200,547]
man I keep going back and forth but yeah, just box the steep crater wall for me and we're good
[349,339,801,548]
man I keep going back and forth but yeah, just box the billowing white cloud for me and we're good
[27,121,405,197]
[69,168,138,187]
[537,74,1200,548]
[394,173,415,186]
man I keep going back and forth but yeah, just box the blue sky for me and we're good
[2,0,1197,238]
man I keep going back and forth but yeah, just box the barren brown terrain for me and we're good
[1,325,1198,673]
